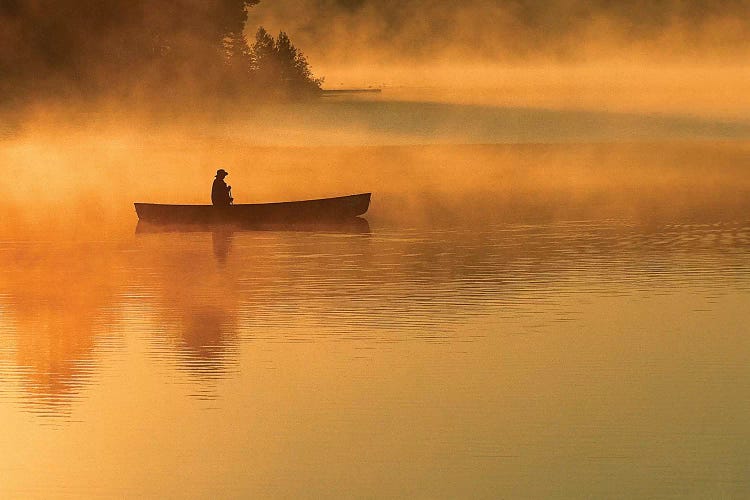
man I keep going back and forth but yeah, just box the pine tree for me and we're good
[248,27,323,96]
[223,31,251,72]
[275,31,323,93]
[251,27,280,88]
[221,30,252,94]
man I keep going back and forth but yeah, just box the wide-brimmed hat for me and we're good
[216,169,229,177]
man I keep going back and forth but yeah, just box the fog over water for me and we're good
[2,131,750,496]
[2,0,750,497]
[252,0,750,64]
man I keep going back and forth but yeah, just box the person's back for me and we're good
[211,169,233,206]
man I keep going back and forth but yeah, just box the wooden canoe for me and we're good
[134,193,371,224]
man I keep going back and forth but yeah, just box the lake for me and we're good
[1,108,750,497]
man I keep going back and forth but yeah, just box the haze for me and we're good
[3,2,750,497]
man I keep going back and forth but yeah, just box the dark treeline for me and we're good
[0,0,322,107]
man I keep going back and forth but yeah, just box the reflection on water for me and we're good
[1,144,749,497]
[0,243,121,418]
[2,218,748,408]
[212,228,233,264]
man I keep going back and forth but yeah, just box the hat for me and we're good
[216,169,229,177]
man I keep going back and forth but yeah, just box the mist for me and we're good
[3,0,750,237]
[249,0,750,66]
[4,1,750,108]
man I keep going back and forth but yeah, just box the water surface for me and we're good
[1,141,749,498]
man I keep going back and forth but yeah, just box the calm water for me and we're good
[1,141,750,497]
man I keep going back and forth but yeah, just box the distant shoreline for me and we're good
[321,89,382,96]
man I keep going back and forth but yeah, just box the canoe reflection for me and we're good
[135,217,371,235]
[136,218,370,263]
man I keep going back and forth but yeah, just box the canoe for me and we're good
[134,193,371,224]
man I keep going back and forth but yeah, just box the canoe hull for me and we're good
[134,193,371,225]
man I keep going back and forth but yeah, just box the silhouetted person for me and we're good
[211,169,233,206]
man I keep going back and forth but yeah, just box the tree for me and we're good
[275,31,324,93]
[250,27,280,87]
[0,0,324,104]
[249,28,323,96]
[221,30,253,95]
[224,31,252,67]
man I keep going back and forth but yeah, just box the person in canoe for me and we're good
[211,169,233,206]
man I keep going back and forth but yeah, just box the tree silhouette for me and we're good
[0,0,323,105]
[275,31,324,93]
[248,28,323,96]
[222,30,253,94]
[251,27,281,88]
